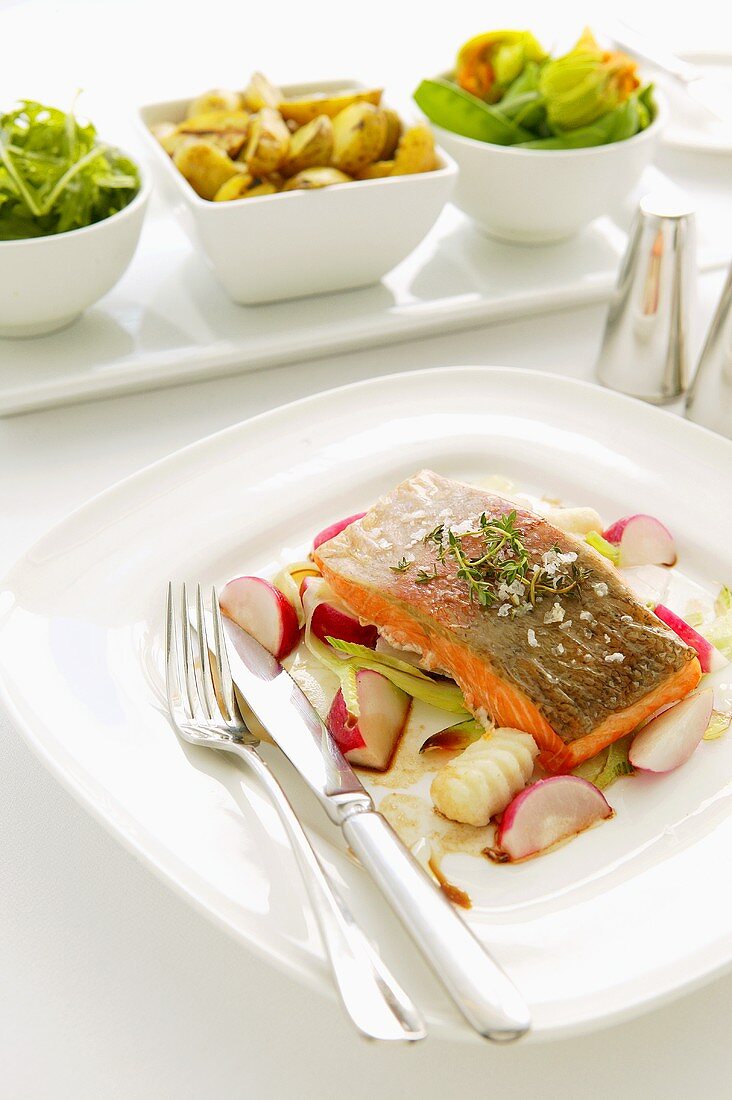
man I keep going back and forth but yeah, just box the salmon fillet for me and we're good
[314,470,701,773]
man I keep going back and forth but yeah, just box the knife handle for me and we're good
[341,808,530,1042]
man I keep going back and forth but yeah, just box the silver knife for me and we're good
[220,604,531,1042]
[605,23,732,123]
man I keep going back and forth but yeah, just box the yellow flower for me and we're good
[540,28,640,130]
[456,30,547,103]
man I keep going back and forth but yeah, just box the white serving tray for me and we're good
[1,165,729,417]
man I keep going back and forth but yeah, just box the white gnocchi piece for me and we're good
[545,505,603,536]
[431,729,538,827]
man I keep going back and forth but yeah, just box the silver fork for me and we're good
[165,582,426,1043]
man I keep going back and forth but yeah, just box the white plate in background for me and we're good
[1,366,732,1042]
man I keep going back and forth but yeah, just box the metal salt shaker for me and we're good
[685,262,732,439]
[596,193,697,403]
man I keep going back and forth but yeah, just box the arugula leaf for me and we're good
[0,99,140,240]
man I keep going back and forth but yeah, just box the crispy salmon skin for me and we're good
[314,470,701,772]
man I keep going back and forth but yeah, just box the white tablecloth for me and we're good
[3,2,732,1095]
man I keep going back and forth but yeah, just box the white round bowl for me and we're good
[0,164,150,338]
[429,94,666,244]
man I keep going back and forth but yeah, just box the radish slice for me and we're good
[629,688,714,773]
[313,511,366,551]
[602,514,677,568]
[327,668,411,770]
[220,576,300,660]
[302,575,377,648]
[310,603,378,648]
[654,604,728,673]
[496,776,612,861]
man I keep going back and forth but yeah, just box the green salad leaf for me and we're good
[0,99,140,240]
[573,735,633,789]
[325,637,471,715]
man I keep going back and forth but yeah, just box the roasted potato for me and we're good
[279,88,382,125]
[243,108,290,175]
[331,103,388,174]
[243,72,283,111]
[161,74,438,201]
[355,160,394,179]
[177,109,250,159]
[214,177,279,200]
[187,88,242,116]
[246,181,279,197]
[380,108,402,159]
[281,115,333,176]
[281,167,351,191]
[213,174,255,201]
[392,123,438,175]
[174,141,248,200]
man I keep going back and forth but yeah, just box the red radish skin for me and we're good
[220,576,300,660]
[313,512,366,551]
[496,776,613,862]
[327,669,411,771]
[310,603,378,648]
[629,688,714,773]
[654,604,727,673]
[602,514,677,568]
[302,575,378,648]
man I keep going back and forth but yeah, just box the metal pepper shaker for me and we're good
[596,193,697,403]
[685,262,732,439]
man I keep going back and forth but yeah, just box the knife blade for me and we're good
[221,615,371,819]
[220,609,531,1042]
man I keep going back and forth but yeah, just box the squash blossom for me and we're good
[540,29,640,130]
[456,30,546,103]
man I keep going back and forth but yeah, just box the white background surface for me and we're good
[2,1,732,1097]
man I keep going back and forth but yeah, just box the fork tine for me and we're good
[180,582,206,722]
[165,581,181,716]
[195,583,225,723]
[210,585,239,722]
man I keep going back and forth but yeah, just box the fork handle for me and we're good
[223,743,425,1042]
[341,808,530,1042]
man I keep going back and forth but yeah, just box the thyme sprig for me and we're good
[390,510,589,612]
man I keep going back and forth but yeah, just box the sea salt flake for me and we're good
[604,652,625,664]
[583,654,593,663]
[604,634,611,644]
[593,582,609,597]
[527,628,539,648]
[621,614,633,623]
[555,643,565,655]
[559,619,573,631]
[497,603,512,618]
[558,551,578,564]
[579,610,593,622]
[544,601,566,625]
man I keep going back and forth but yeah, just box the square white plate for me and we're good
[2,366,732,1042]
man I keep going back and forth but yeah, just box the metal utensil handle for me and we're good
[224,743,425,1042]
[341,808,530,1042]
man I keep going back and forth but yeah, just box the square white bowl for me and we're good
[138,81,457,305]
